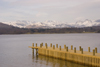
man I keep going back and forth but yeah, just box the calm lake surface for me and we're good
[0,33,100,67]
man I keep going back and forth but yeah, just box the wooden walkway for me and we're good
[29,43,100,67]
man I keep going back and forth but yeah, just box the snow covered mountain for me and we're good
[26,20,72,28]
[1,19,100,28]
[2,20,35,28]
[74,19,100,27]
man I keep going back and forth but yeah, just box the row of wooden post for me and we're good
[32,43,97,56]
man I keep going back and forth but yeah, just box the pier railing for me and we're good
[29,43,100,67]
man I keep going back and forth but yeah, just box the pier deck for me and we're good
[29,43,100,67]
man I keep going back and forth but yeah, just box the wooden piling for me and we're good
[88,47,90,52]
[41,43,43,46]
[36,43,37,47]
[36,49,38,55]
[45,43,47,48]
[66,46,68,52]
[71,45,73,50]
[53,45,55,49]
[93,49,95,56]
[59,46,61,50]
[95,47,97,53]
[64,45,66,49]
[32,43,34,54]
[50,43,52,47]
[32,43,34,47]
[79,46,81,51]
[81,48,83,54]
[74,47,76,53]
[56,44,58,48]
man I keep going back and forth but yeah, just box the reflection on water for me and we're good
[32,54,89,67]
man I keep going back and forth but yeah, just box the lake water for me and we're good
[0,33,100,67]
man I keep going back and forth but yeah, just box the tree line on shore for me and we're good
[0,22,100,34]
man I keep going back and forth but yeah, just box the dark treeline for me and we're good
[0,22,100,34]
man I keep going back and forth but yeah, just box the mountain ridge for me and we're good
[0,22,100,34]
[1,19,100,29]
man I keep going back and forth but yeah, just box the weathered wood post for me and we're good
[81,48,83,54]
[41,43,43,46]
[53,45,55,56]
[39,44,42,54]
[45,43,47,48]
[79,46,81,51]
[36,43,37,47]
[55,44,58,58]
[32,43,34,54]
[88,47,90,52]
[59,46,61,59]
[66,46,68,52]
[74,47,76,53]
[64,45,66,49]
[59,46,61,50]
[53,45,55,57]
[36,43,38,55]
[56,44,58,48]
[53,45,55,49]
[71,45,73,50]
[50,43,52,47]
[45,43,47,55]
[93,49,95,56]
[95,47,97,53]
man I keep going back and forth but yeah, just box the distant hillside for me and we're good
[0,22,31,34]
[0,22,15,28]
[0,22,100,34]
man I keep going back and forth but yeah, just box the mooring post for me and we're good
[45,43,47,48]
[88,47,90,52]
[36,49,38,55]
[32,43,34,47]
[36,43,37,47]
[74,47,76,53]
[32,43,34,54]
[53,45,55,49]
[81,48,83,54]
[71,45,73,50]
[79,46,81,51]
[95,47,97,53]
[66,46,68,52]
[59,46,61,50]
[56,44,58,48]
[93,49,95,56]
[35,43,38,55]
[64,45,66,49]
[41,43,43,46]
[50,43,52,47]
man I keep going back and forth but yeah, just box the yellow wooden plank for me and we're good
[29,45,100,67]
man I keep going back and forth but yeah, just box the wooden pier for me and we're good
[29,43,100,67]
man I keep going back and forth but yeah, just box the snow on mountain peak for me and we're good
[1,19,100,28]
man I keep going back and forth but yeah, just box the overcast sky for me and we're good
[0,0,100,23]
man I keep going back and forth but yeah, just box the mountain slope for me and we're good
[0,22,100,34]
[2,19,100,28]
[0,22,15,28]
[0,22,30,34]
